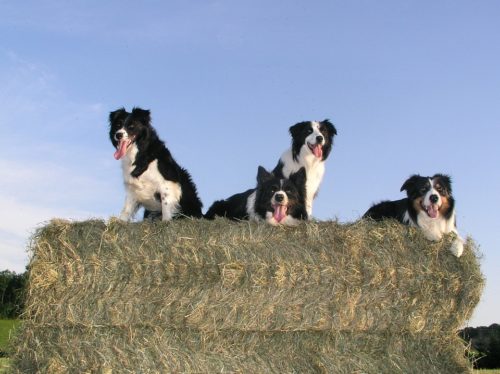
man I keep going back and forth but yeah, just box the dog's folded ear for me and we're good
[321,119,337,138]
[256,166,273,185]
[432,174,453,194]
[288,121,309,139]
[109,107,126,124]
[289,167,307,199]
[400,174,421,192]
[131,107,151,125]
[289,167,306,188]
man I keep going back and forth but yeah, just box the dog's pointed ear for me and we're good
[400,174,420,192]
[109,107,126,125]
[321,119,337,139]
[131,107,151,125]
[433,174,453,194]
[289,167,307,189]
[256,166,273,184]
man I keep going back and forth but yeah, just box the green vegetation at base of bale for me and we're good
[0,358,10,374]
[11,218,484,373]
[0,320,20,355]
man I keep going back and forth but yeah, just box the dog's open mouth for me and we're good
[307,142,323,159]
[114,138,133,160]
[272,204,288,223]
[422,203,439,219]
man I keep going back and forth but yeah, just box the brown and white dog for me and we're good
[363,174,464,257]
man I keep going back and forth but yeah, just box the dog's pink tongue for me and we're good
[426,205,439,219]
[312,144,323,159]
[273,205,287,223]
[114,139,129,160]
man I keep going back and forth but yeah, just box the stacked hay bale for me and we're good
[11,219,483,373]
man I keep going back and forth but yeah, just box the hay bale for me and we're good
[11,219,483,373]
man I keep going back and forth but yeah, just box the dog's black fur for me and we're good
[205,166,307,225]
[272,120,337,217]
[363,174,455,223]
[109,107,202,220]
[363,174,464,257]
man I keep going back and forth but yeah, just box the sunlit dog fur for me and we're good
[204,166,307,226]
[363,174,464,257]
[109,107,202,221]
[273,120,337,218]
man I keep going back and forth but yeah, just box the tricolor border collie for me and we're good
[273,120,337,218]
[363,174,464,257]
[204,166,307,226]
[109,107,203,221]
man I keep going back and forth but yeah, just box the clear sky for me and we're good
[0,1,498,327]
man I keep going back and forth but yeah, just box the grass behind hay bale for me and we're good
[12,218,484,373]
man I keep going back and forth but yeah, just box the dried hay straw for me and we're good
[11,218,483,373]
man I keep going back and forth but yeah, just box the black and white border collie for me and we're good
[109,107,203,221]
[273,120,337,218]
[205,166,307,225]
[363,174,464,257]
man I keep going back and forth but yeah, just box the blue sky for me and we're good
[0,1,498,327]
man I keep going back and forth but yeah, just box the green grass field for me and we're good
[0,320,20,352]
[0,358,11,373]
[0,319,21,373]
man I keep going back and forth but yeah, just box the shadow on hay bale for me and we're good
[11,218,483,373]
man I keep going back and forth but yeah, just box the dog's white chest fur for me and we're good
[414,212,453,241]
[119,145,182,220]
[279,146,325,217]
[404,210,464,256]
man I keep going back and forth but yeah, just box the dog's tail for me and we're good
[204,200,229,220]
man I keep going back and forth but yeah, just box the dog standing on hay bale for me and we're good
[363,173,465,257]
[109,107,203,221]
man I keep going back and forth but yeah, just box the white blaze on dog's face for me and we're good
[113,129,133,160]
[270,180,290,223]
[305,122,326,159]
[255,167,305,225]
[403,174,453,220]
[287,119,337,163]
[421,178,441,219]
[109,108,134,160]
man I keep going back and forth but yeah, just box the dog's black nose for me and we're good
[430,194,439,204]
[115,132,123,140]
[316,135,323,143]
[274,193,285,203]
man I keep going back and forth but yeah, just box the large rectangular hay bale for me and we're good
[11,219,483,373]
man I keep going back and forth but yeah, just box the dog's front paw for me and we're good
[118,213,130,221]
[423,231,442,242]
[449,238,464,257]
[119,210,133,221]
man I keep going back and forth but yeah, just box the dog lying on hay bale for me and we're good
[11,219,483,373]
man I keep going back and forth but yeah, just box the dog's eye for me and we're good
[306,128,313,135]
